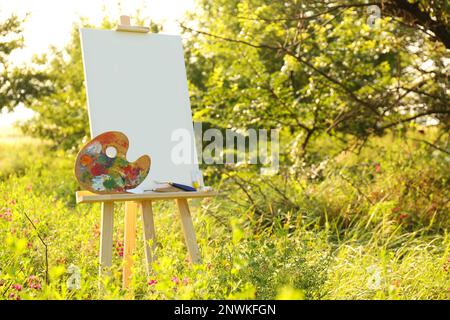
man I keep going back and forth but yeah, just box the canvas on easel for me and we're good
[80,27,199,192]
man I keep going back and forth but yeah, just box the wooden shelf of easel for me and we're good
[76,190,217,203]
[76,190,217,289]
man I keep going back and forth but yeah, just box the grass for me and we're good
[0,126,50,180]
[0,128,448,300]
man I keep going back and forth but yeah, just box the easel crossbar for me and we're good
[76,190,217,204]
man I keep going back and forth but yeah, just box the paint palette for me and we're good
[75,131,150,194]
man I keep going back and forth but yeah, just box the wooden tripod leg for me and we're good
[99,202,114,276]
[176,199,202,264]
[141,201,157,274]
[123,201,138,288]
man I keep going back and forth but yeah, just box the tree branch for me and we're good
[236,2,381,22]
[411,138,450,155]
[379,109,450,130]
[180,23,380,117]
[383,0,450,49]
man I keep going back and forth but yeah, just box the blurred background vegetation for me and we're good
[0,0,449,299]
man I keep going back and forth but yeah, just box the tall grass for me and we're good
[0,127,50,180]
[0,128,448,299]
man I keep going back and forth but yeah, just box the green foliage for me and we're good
[20,25,88,151]
[383,0,450,49]
[0,15,50,111]
[10,1,448,158]
[220,128,449,234]
[184,0,449,162]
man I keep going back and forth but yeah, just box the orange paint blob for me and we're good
[80,154,93,166]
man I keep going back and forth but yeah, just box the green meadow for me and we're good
[1,129,448,299]
[1,1,449,300]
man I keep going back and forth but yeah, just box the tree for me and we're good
[0,15,50,112]
[20,24,88,151]
[182,0,449,165]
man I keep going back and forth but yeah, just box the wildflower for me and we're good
[11,284,22,291]
[8,293,20,300]
[115,240,124,257]
[32,283,42,290]
[147,279,157,286]
[28,276,42,290]
[92,224,100,238]
[183,277,189,285]
[399,213,408,219]
[392,280,401,287]
[1,208,12,221]
[56,257,68,264]
[375,163,381,173]
[171,276,180,285]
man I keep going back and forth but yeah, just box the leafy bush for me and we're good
[218,129,449,233]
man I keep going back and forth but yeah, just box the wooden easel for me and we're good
[76,190,216,288]
[76,16,217,289]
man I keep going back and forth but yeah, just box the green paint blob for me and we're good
[103,177,118,190]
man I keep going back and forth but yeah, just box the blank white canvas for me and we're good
[80,28,198,192]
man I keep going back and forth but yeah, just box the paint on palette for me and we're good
[74,131,150,194]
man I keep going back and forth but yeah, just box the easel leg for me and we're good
[141,201,157,274]
[176,199,202,264]
[123,201,138,289]
[99,202,114,276]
